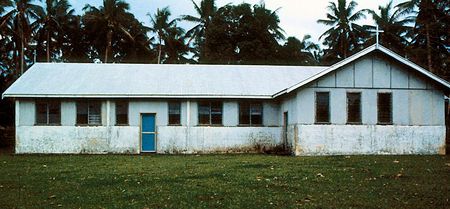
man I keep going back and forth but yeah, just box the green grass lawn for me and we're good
[0,154,449,209]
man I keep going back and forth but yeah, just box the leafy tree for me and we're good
[82,0,134,63]
[205,3,285,64]
[182,0,217,60]
[318,0,367,63]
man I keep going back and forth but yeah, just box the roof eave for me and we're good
[3,94,274,100]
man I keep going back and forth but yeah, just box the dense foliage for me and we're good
[0,0,448,126]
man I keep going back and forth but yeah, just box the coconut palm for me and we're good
[367,0,413,53]
[163,26,192,64]
[317,0,367,60]
[282,35,320,65]
[0,0,44,75]
[148,7,179,64]
[83,0,134,63]
[0,0,12,14]
[396,0,448,74]
[34,0,75,62]
[182,0,216,43]
[182,0,218,60]
[253,3,285,41]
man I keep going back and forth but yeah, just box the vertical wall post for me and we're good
[106,100,111,127]
[15,100,19,153]
[186,100,191,153]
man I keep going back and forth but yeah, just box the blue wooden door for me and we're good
[141,114,156,152]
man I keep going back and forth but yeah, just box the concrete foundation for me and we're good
[15,126,282,154]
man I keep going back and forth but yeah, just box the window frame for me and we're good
[76,100,102,126]
[115,101,129,126]
[168,101,182,126]
[346,92,362,124]
[198,101,223,126]
[35,100,61,126]
[238,102,263,126]
[315,91,330,124]
[377,92,393,125]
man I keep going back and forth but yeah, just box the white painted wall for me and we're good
[16,126,139,154]
[284,53,447,155]
[15,99,284,154]
[157,126,281,153]
[294,125,445,155]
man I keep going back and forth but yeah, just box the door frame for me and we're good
[140,113,157,153]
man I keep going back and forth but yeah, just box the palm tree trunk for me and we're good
[46,31,50,62]
[158,37,162,64]
[20,33,24,75]
[341,37,346,59]
[105,29,113,63]
[425,24,433,73]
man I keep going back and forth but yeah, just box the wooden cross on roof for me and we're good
[368,25,384,48]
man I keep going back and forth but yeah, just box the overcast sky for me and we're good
[68,0,404,44]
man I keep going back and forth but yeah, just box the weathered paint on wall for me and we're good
[13,53,447,155]
[157,126,281,153]
[15,99,284,154]
[294,125,445,155]
[16,126,139,154]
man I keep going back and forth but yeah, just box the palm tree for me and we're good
[182,0,217,59]
[396,0,448,74]
[0,0,44,75]
[163,26,191,64]
[182,0,216,43]
[83,0,134,63]
[34,0,75,62]
[367,0,413,54]
[253,3,285,41]
[0,0,12,14]
[148,7,179,64]
[282,35,320,65]
[317,0,367,60]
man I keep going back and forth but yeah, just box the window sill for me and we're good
[377,123,393,125]
[168,124,182,126]
[314,122,331,125]
[114,124,129,126]
[346,122,362,125]
[34,124,61,126]
[237,124,264,127]
[76,124,103,127]
[197,124,224,127]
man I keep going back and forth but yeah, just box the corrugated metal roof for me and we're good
[2,63,327,99]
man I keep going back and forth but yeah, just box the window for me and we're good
[116,101,128,125]
[239,102,263,126]
[168,102,181,125]
[347,92,361,124]
[35,101,60,125]
[77,101,102,125]
[378,92,392,124]
[315,92,330,123]
[198,101,222,125]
